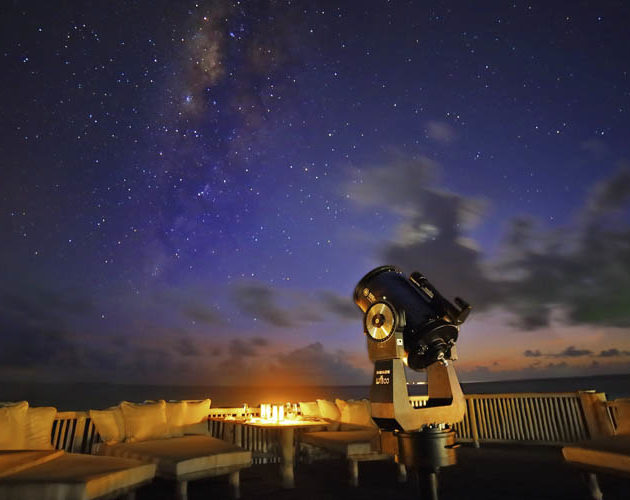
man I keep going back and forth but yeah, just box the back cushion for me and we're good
[317,399,341,421]
[339,399,376,428]
[120,400,168,442]
[181,399,211,435]
[0,401,29,449]
[615,400,630,435]
[90,407,126,444]
[183,399,211,425]
[26,407,56,449]
[165,401,187,437]
[299,401,320,418]
[335,398,347,415]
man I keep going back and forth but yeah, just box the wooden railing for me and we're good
[455,393,590,446]
[52,411,93,453]
[51,391,611,455]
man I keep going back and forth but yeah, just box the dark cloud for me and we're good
[251,337,269,347]
[228,338,261,358]
[598,348,630,358]
[174,337,200,357]
[586,167,630,216]
[552,345,592,358]
[523,345,593,359]
[348,158,630,330]
[0,287,95,370]
[183,304,223,325]
[524,349,542,357]
[274,342,368,385]
[231,282,358,328]
[348,156,496,308]
[1,287,93,323]
[231,282,296,327]
[318,291,360,320]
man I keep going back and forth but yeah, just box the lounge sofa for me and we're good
[0,401,156,500]
[562,399,630,500]
[92,399,251,500]
[298,398,406,486]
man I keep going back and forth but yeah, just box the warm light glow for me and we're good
[252,403,306,425]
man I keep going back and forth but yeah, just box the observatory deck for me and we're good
[131,444,626,499]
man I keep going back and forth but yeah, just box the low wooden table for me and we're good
[210,417,327,488]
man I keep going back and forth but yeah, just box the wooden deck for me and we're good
[133,444,626,500]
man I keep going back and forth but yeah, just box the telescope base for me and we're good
[396,427,458,500]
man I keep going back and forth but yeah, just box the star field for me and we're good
[1,0,630,385]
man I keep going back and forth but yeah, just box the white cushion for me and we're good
[299,401,320,418]
[0,401,29,449]
[0,451,156,500]
[165,402,187,438]
[339,399,377,428]
[103,435,251,478]
[182,399,211,425]
[120,401,168,442]
[25,407,56,450]
[90,407,126,444]
[563,435,630,473]
[317,399,341,421]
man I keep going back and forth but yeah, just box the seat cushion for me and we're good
[102,435,251,478]
[301,429,379,456]
[0,451,155,500]
[563,435,630,474]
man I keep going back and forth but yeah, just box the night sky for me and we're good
[2,0,630,386]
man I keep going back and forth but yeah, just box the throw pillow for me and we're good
[182,399,211,425]
[165,401,187,437]
[339,399,376,428]
[299,401,320,418]
[0,401,29,449]
[89,407,126,444]
[120,400,168,442]
[335,398,348,415]
[25,406,56,449]
[317,399,341,421]
[616,400,630,435]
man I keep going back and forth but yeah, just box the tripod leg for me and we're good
[419,470,439,500]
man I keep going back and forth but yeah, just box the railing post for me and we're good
[72,414,87,453]
[578,391,614,439]
[467,397,480,448]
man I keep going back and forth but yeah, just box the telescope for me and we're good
[353,265,471,500]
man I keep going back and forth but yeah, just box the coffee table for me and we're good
[210,417,327,488]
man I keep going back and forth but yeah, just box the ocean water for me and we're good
[1,373,629,411]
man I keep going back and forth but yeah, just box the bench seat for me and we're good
[102,435,251,499]
[563,435,630,475]
[0,451,155,500]
[300,429,379,456]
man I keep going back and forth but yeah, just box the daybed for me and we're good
[92,399,251,500]
[562,399,630,500]
[298,398,406,487]
[0,401,156,500]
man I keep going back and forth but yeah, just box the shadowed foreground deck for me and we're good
[133,445,626,500]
